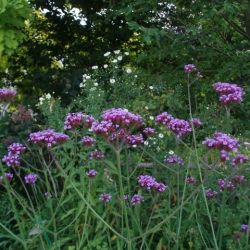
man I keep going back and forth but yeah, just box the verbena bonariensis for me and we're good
[184,64,197,73]
[137,175,167,192]
[29,129,69,147]
[190,118,202,127]
[92,108,144,147]
[131,194,144,205]
[231,154,248,166]
[156,112,192,138]
[213,82,245,105]
[99,193,112,202]
[202,132,239,152]
[0,88,17,102]
[24,173,38,184]
[80,136,96,146]
[86,169,98,177]
[164,154,184,166]
[2,143,26,167]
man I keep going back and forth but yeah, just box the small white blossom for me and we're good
[117,56,123,61]
[104,52,111,57]
[126,68,132,74]
[149,86,154,90]
[149,116,154,120]
[158,133,164,138]
[169,150,174,155]
[90,87,96,91]
[79,82,84,88]
[86,75,91,79]
[104,64,108,68]
[134,75,138,78]
[112,59,118,63]
[125,52,129,55]
[110,79,116,84]
[114,50,120,54]
[144,141,149,146]
[94,82,99,86]
[45,93,51,99]
[145,106,149,110]
[92,65,98,70]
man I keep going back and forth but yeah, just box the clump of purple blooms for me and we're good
[29,129,69,147]
[81,136,96,146]
[220,150,230,162]
[126,134,144,146]
[164,154,184,165]
[0,88,17,102]
[156,112,191,138]
[190,118,202,127]
[213,82,244,105]
[217,179,235,192]
[64,112,85,130]
[241,224,248,233]
[90,150,105,160]
[231,175,245,185]
[186,176,196,184]
[143,127,155,137]
[231,154,248,167]
[0,172,14,183]
[24,173,38,184]
[86,169,97,178]
[202,132,239,152]
[205,189,218,199]
[184,64,196,73]
[2,143,26,167]
[131,194,144,205]
[137,175,167,192]
[99,193,112,202]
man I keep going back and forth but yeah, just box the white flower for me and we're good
[45,93,51,99]
[110,79,116,84]
[103,64,108,68]
[125,52,129,55]
[79,82,84,88]
[158,133,164,138]
[169,150,174,155]
[104,52,111,57]
[114,50,120,54]
[93,82,99,86]
[145,106,149,110]
[86,75,91,79]
[117,56,123,61]
[112,59,118,63]
[126,68,132,74]
[157,146,161,152]
[92,65,98,70]
[144,141,149,146]
[90,87,96,91]
[134,75,138,78]
[149,116,154,120]
[149,86,154,90]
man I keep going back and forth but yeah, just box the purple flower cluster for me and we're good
[92,108,144,146]
[126,134,144,146]
[0,172,14,183]
[2,143,26,167]
[186,176,196,184]
[241,224,248,233]
[220,150,230,162]
[190,118,202,127]
[90,150,104,160]
[217,179,235,192]
[131,194,144,205]
[101,108,143,128]
[64,112,85,130]
[164,154,184,165]
[29,129,69,147]
[86,169,97,177]
[156,112,191,138]
[24,173,38,184]
[0,88,17,102]
[202,132,239,152]
[80,136,95,146]
[99,193,112,202]
[205,189,218,199]
[213,82,244,105]
[143,127,155,137]
[137,175,167,192]
[156,112,173,126]
[184,64,196,73]
[231,175,245,185]
[231,154,248,166]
